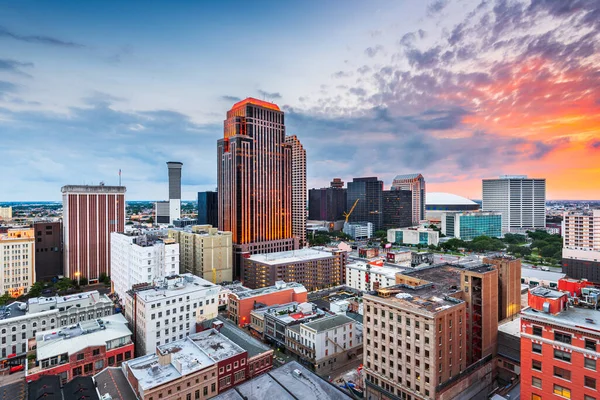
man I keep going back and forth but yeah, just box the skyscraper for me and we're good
[197,191,218,226]
[217,98,297,278]
[285,135,307,248]
[347,177,383,231]
[167,161,183,225]
[391,173,426,225]
[482,175,546,233]
[34,221,63,280]
[308,178,347,222]
[382,189,412,230]
[62,184,126,282]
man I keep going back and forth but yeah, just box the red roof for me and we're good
[230,97,281,111]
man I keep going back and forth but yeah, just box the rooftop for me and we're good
[521,268,566,281]
[61,185,126,193]
[302,314,355,333]
[264,302,325,325]
[234,282,307,300]
[346,261,407,280]
[522,305,600,333]
[248,248,336,265]
[94,367,137,400]
[230,97,281,112]
[127,274,219,302]
[498,317,521,337]
[213,316,272,358]
[529,286,565,299]
[188,329,246,361]
[393,173,423,181]
[426,192,478,206]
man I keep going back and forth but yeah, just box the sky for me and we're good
[1,0,599,201]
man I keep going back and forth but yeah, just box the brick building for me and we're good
[483,255,522,321]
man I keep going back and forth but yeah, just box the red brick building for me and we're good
[521,286,600,400]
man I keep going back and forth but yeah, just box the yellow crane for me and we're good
[343,199,360,223]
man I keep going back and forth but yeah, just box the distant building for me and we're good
[25,313,133,383]
[442,211,502,240]
[197,191,218,226]
[347,177,383,231]
[387,227,439,246]
[173,218,197,228]
[343,221,373,240]
[391,173,426,225]
[286,135,307,248]
[386,250,412,265]
[562,209,600,282]
[166,162,183,225]
[33,221,63,281]
[425,192,479,223]
[62,184,126,282]
[382,189,412,230]
[110,232,180,301]
[123,274,220,356]
[308,179,347,222]
[154,200,170,224]
[358,247,379,259]
[243,248,345,291]
[0,206,12,221]
[482,175,546,233]
[345,261,407,291]
[168,225,233,283]
[0,228,35,297]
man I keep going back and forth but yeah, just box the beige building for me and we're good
[0,228,35,297]
[285,135,307,248]
[0,206,12,221]
[168,225,233,283]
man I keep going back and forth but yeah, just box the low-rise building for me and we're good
[441,211,502,240]
[243,248,346,291]
[0,227,35,297]
[386,250,411,265]
[343,222,373,240]
[25,313,134,383]
[262,302,326,349]
[358,247,379,259]
[123,274,220,356]
[521,268,565,289]
[346,261,407,292]
[0,206,12,221]
[387,227,439,246]
[496,317,521,389]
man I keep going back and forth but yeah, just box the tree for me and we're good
[531,240,549,250]
[56,278,73,292]
[147,216,154,224]
[28,282,44,298]
[374,230,387,240]
[540,244,562,259]
[0,292,13,306]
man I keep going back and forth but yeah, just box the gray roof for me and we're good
[303,314,354,333]
[216,316,272,358]
[94,367,137,400]
[393,173,423,181]
[346,312,363,324]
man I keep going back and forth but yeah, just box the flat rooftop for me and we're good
[529,286,564,299]
[347,261,407,279]
[188,329,246,362]
[127,274,218,302]
[303,314,355,333]
[498,317,521,337]
[521,268,565,281]
[522,306,600,333]
[248,248,335,265]
[235,282,307,300]
[94,368,137,400]
[214,316,272,358]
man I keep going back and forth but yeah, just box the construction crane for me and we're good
[343,199,360,223]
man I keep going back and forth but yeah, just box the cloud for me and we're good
[590,140,600,150]
[0,58,34,76]
[427,0,450,16]
[221,95,241,102]
[257,90,282,99]
[365,45,384,58]
[0,25,84,48]
[0,80,18,93]
[332,71,353,78]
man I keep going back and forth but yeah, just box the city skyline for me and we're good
[1,0,599,201]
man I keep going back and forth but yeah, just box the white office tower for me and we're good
[110,232,180,301]
[482,175,546,233]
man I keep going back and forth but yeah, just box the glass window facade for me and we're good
[457,214,502,240]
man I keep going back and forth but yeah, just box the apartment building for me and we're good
[110,232,179,301]
[286,135,307,248]
[345,261,407,292]
[483,255,522,321]
[26,313,133,383]
[123,274,220,356]
[168,225,233,283]
[562,209,600,282]
[0,227,35,297]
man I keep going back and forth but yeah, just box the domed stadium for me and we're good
[426,192,480,222]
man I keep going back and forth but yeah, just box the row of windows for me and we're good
[532,325,597,350]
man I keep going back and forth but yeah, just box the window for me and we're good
[585,339,596,351]
[553,384,571,398]
[585,358,596,371]
[532,343,542,353]
[72,366,82,376]
[584,396,596,400]
[554,349,571,362]
[585,376,596,389]
[554,332,572,344]
[92,349,100,356]
[554,366,571,380]
[77,353,85,361]
[108,356,115,365]
[532,360,542,371]
[95,360,104,370]
[532,395,542,400]
[532,326,543,336]
[84,363,93,373]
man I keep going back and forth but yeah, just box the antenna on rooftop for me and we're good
[119,169,122,186]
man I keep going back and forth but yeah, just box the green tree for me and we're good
[531,240,549,250]
[56,278,73,292]
[374,230,387,240]
[0,292,13,306]
[147,216,154,224]
[540,244,562,259]
[28,282,44,298]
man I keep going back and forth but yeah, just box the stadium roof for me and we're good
[426,192,477,206]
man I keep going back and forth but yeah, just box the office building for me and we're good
[441,211,502,240]
[391,173,426,225]
[343,222,373,240]
[25,313,133,383]
[155,201,170,224]
[167,161,183,225]
[0,228,35,297]
[561,209,600,282]
[345,260,407,291]
[227,281,307,327]
[347,177,383,230]
[217,98,297,279]
[197,191,218,226]
[173,218,196,228]
[308,179,347,222]
[521,286,600,400]
[382,189,412,230]
[243,248,345,291]
[0,206,11,221]
[482,175,546,233]
[387,227,439,246]
[123,274,220,356]
[33,221,63,280]
[62,184,126,282]
[168,225,233,283]
[110,232,180,301]
[0,290,113,366]
[286,135,307,248]
[483,256,522,321]
[426,192,479,223]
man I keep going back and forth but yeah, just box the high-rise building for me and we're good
[0,228,35,297]
[561,209,600,282]
[168,225,233,283]
[198,191,218,226]
[285,135,307,248]
[482,175,546,233]
[347,177,383,231]
[33,221,63,281]
[0,206,12,221]
[62,184,126,282]
[308,180,347,222]
[391,173,426,225]
[110,232,180,301]
[441,211,502,240]
[382,189,412,230]
[217,98,297,279]
[167,161,183,225]
[330,178,344,188]
[483,255,522,321]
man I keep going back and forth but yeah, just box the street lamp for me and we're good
[75,271,80,286]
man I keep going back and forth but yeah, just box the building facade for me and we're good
[391,173,426,225]
[110,233,180,301]
[217,98,297,279]
[167,161,183,225]
[425,192,479,224]
[382,189,412,230]
[561,209,600,282]
[198,191,218,226]
[347,177,383,231]
[308,179,347,222]
[387,227,439,246]
[286,135,307,248]
[0,206,12,221]
[343,222,373,240]
[168,225,233,283]
[482,175,546,233]
[345,261,406,292]
[33,221,63,281]
[441,211,502,240]
[0,228,35,297]
[62,184,126,282]
[243,248,346,291]
[483,256,521,321]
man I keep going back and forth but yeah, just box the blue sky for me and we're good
[1,0,599,201]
